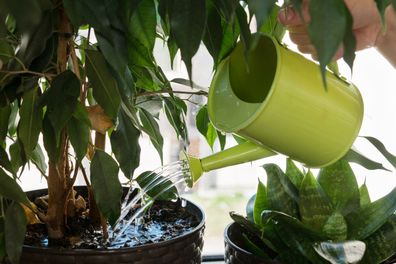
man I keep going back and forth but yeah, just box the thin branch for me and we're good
[0,70,55,82]
[137,90,208,97]
[80,165,91,187]
[68,161,81,188]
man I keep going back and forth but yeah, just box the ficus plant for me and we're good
[0,0,395,263]
[231,156,396,263]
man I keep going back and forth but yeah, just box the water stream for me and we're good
[108,160,192,246]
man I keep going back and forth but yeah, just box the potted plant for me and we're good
[227,157,396,264]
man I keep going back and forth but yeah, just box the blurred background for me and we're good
[20,31,396,255]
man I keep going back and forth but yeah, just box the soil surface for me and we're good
[24,199,200,250]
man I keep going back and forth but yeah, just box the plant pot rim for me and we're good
[23,187,206,255]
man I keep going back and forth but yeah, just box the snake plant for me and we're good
[231,158,396,264]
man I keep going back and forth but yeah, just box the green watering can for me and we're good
[182,34,364,186]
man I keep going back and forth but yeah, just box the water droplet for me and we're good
[181,198,187,208]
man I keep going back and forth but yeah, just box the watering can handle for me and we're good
[183,141,276,186]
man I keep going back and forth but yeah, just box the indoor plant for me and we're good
[227,157,396,264]
[0,0,395,263]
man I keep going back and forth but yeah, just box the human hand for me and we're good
[278,0,382,61]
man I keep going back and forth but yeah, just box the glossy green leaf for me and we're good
[18,87,42,158]
[241,233,272,259]
[9,141,25,174]
[0,168,29,206]
[45,70,80,144]
[229,211,262,237]
[342,5,356,71]
[128,38,156,68]
[163,97,188,144]
[363,136,396,169]
[344,148,389,171]
[135,171,178,201]
[212,0,238,22]
[217,130,226,151]
[5,202,27,264]
[31,144,47,174]
[235,4,251,53]
[128,0,156,52]
[285,158,304,189]
[346,186,396,239]
[42,114,60,163]
[246,194,255,222]
[85,49,121,120]
[299,171,332,232]
[322,212,348,241]
[110,109,141,178]
[170,0,206,80]
[90,150,122,227]
[138,108,163,163]
[313,241,366,264]
[7,102,18,137]
[0,105,11,143]
[253,180,268,227]
[361,215,396,264]
[0,146,13,176]
[359,182,371,207]
[264,164,299,218]
[308,0,346,84]
[318,159,360,214]
[247,0,276,30]
[259,5,285,41]
[67,116,89,163]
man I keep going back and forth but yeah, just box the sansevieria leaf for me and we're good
[322,212,348,241]
[285,158,304,189]
[85,49,121,120]
[346,186,396,240]
[299,171,332,232]
[359,182,371,207]
[253,180,268,227]
[90,150,122,226]
[264,164,299,218]
[313,241,366,264]
[18,87,42,158]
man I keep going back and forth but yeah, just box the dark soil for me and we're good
[24,199,199,250]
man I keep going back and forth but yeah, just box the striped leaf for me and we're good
[285,158,304,189]
[299,171,333,232]
[322,212,348,241]
[253,180,268,227]
[314,241,366,264]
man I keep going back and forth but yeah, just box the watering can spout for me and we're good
[181,141,276,187]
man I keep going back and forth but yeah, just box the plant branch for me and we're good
[0,70,55,82]
[137,90,208,97]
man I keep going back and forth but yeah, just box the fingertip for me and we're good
[278,7,296,25]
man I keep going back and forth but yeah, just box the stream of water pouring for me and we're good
[108,160,192,246]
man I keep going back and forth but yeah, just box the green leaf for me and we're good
[264,164,299,218]
[285,158,304,189]
[42,114,60,163]
[241,233,272,259]
[359,182,371,207]
[253,180,268,227]
[90,150,122,227]
[128,0,156,52]
[9,141,25,174]
[128,38,156,68]
[138,108,163,163]
[0,168,29,206]
[346,186,396,240]
[67,116,89,163]
[308,0,346,84]
[299,171,333,232]
[229,211,262,236]
[0,39,14,64]
[170,0,206,81]
[246,194,255,222]
[0,146,13,176]
[31,144,47,174]
[363,136,396,169]
[216,130,226,150]
[342,4,356,71]
[135,171,178,201]
[313,241,366,264]
[213,0,239,22]
[318,159,360,214]
[343,148,389,171]
[322,212,348,241]
[45,70,80,144]
[361,215,396,264]
[247,0,276,30]
[110,109,141,178]
[7,102,18,137]
[375,0,392,26]
[259,4,285,41]
[5,202,27,264]
[18,87,42,158]
[85,49,121,120]
[235,4,251,54]
[0,105,11,144]
[196,105,218,150]
[163,97,188,144]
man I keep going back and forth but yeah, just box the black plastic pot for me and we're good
[20,187,205,264]
[224,222,280,264]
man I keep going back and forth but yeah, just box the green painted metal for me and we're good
[184,34,364,184]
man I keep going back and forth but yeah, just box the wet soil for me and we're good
[24,198,199,250]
